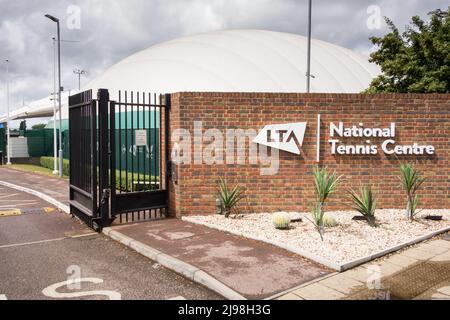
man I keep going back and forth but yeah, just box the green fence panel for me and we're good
[25,129,55,157]
[63,130,70,159]
[0,128,5,157]
[115,128,160,176]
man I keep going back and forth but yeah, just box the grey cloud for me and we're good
[0,0,448,115]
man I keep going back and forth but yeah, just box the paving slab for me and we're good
[426,239,450,249]
[318,274,365,294]
[400,247,440,260]
[437,286,450,295]
[384,254,419,268]
[416,243,449,255]
[430,251,450,262]
[111,219,331,299]
[293,282,345,300]
[364,261,404,278]
[342,267,370,283]
[276,293,303,300]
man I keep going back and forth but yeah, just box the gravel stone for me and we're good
[184,209,450,265]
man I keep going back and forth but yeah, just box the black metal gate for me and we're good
[69,89,170,231]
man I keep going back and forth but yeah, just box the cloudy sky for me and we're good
[0,0,447,117]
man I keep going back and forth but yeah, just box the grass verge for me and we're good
[6,164,69,179]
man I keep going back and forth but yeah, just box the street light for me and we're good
[5,59,11,165]
[306,0,313,93]
[73,69,86,91]
[51,37,58,175]
[45,14,63,178]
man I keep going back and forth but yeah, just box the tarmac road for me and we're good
[0,184,221,300]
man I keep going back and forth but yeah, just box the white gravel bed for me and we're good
[183,209,450,267]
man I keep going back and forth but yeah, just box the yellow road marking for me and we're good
[44,207,56,213]
[0,209,21,217]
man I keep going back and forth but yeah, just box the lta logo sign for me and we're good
[253,120,436,157]
[253,123,307,155]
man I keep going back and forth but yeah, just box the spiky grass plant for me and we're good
[309,166,342,241]
[217,177,245,218]
[348,185,377,227]
[399,163,425,220]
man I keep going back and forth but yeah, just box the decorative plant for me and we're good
[217,177,245,218]
[348,185,377,227]
[399,163,425,220]
[309,166,342,241]
[272,212,291,230]
[323,215,338,228]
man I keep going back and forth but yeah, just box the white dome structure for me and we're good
[86,29,380,95]
[0,30,381,124]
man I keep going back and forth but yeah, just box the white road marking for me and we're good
[0,181,70,214]
[0,238,66,250]
[168,296,186,300]
[0,295,7,300]
[42,278,121,300]
[0,199,37,202]
[0,193,19,199]
[69,233,98,239]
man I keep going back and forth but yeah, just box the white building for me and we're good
[1,29,381,124]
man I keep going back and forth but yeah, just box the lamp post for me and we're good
[73,69,86,91]
[45,14,63,178]
[5,59,11,165]
[306,0,313,93]
[51,37,58,175]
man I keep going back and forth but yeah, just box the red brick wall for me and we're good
[168,92,450,217]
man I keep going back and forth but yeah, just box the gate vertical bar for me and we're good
[164,94,171,193]
[98,89,110,226]
[110,100,117,218]
[91,99,97,219]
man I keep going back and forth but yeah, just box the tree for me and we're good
[366,8,449,93]
[19,120,27,131]
[32,123,47,130]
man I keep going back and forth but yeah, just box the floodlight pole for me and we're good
[46,14,63,178]
[306,0,312,93]
[73,69,86,91]
[5,59,11,165]
[52,37,58,175]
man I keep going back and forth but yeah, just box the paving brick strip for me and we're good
[277,238,450,300]
[0,167,331,299]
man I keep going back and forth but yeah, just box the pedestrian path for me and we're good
[107,219,330,299]
[277,237,450,300]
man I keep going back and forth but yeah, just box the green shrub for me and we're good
[399,163,425,220]
[272,212,291,230]
[217,177,245,218]
[40,156,70,176]
[114,171,159,192]
[348,185,377,227]
[40,157,159,190]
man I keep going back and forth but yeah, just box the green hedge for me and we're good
[40,156,70,176]
[40,156,159,191]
